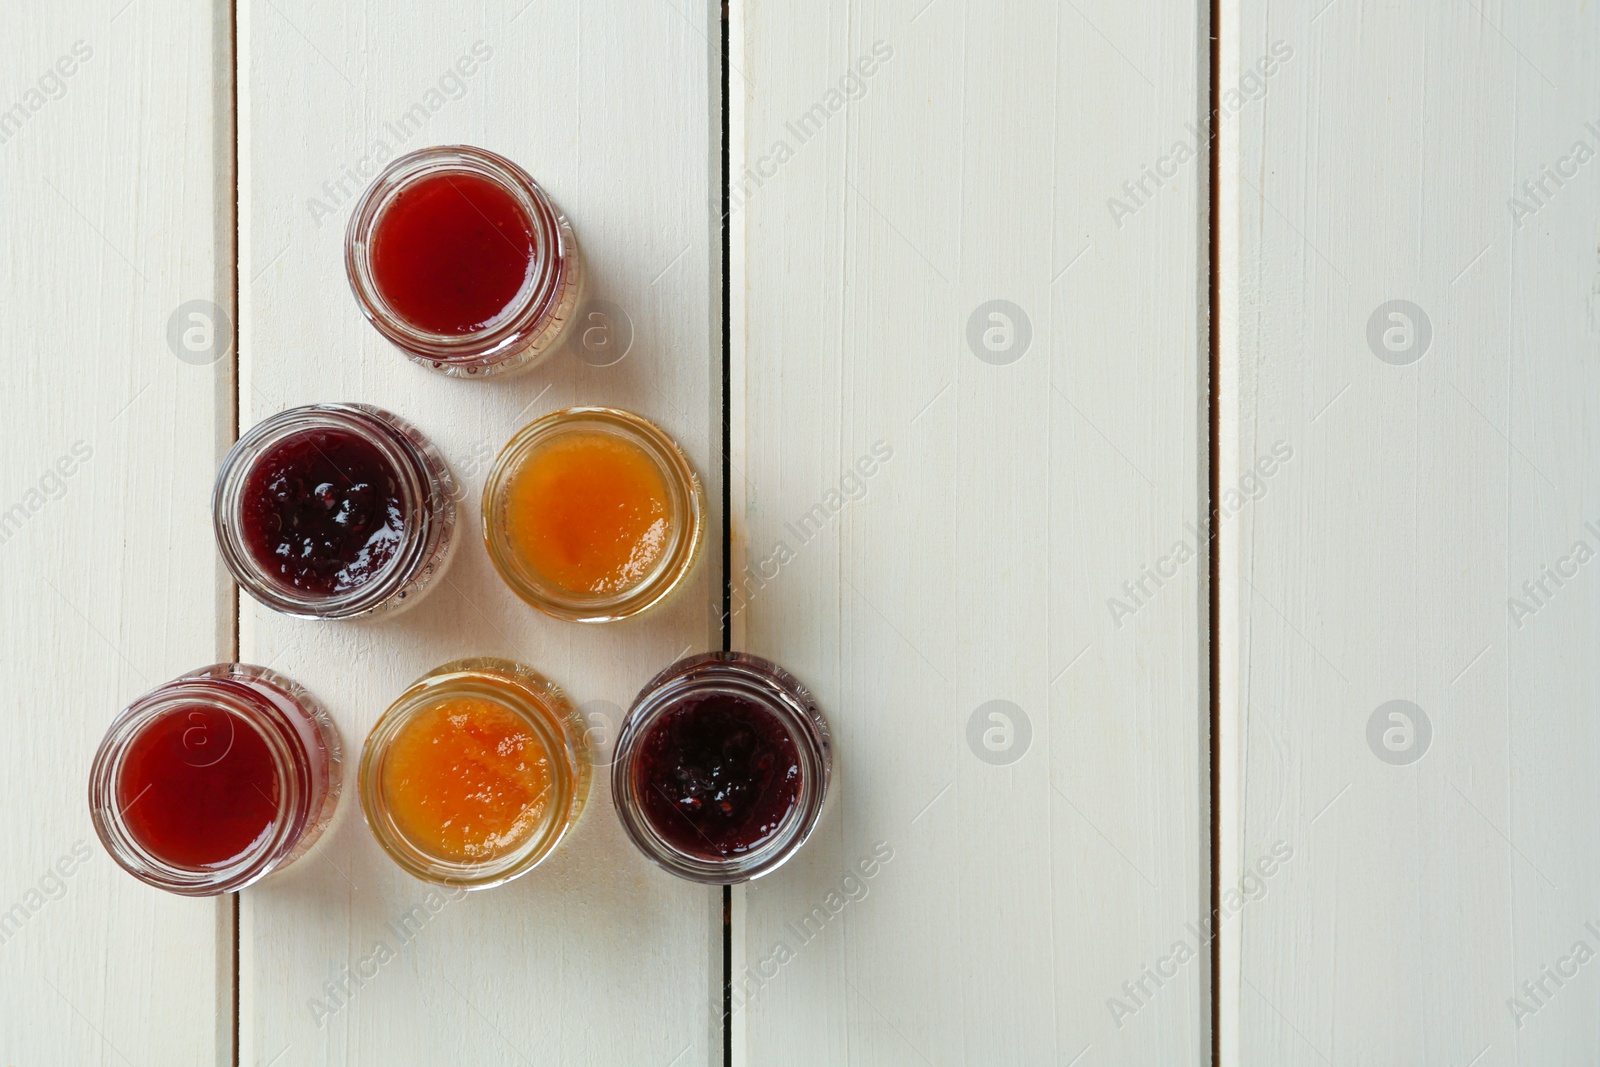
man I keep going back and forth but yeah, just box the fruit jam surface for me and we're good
[381,696,553,862]
[241,428,407,597]
[506,431,670,596]
[634,694,800,858]
[117,706,281,868]
[371,171,536,335]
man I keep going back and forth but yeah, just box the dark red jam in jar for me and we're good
[613,653,830,883]
[370,172,535,336]
[215,404,456,619]
[240,426,406,597]
[118,705,282,867]
[346,145,584,377]
[89,664,341,896]
[634,692,800,857]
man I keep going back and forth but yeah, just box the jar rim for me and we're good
[358,658,588,889]
[88,664,337,896]
[481,407,705,623]
[344,144,574,368]
[611,652,832,884]
[213,403,455,620]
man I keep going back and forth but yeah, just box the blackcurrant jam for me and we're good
[89,664,342,896]
[346,145,584,378]
[613,652,831,883]
[214,404,456,619]
[240,427,406,597]
[634,693,800,857]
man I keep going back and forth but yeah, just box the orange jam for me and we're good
[504,430,670,595]
[380,695,552,862]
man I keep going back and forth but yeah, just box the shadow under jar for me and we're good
[612,652,831,884]
[214,403,456,620]
[482,407,705,623]
[359,658,591,889]
[89,664,342,896]
[345,144,584,378]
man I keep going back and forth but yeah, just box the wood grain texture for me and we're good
[236,1,723,1063]
[0,0,235,1064]
[1223,1,1600,1064]
[732,1,1209,1063]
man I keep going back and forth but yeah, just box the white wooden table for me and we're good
[0,0,1592,1063]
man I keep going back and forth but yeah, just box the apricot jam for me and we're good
[370,171,535,336]
[380,696,553,863]
[506,431,670,596]
[117,705,280,868]
[239,427,406,597]
[633,693,800,858]
[484,409,705,622]
[360,659,590,888]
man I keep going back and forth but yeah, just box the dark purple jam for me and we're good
[240,428,407,597]
[634,693,801,857]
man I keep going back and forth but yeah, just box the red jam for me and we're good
[634,694,800,857]
[240,428,406,597]
[370,172,536,335]
[117,706,281,868]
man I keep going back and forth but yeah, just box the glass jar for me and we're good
[359,658,591,889]
[345,144,585,378]
[482,407,705,623]
[612,652,831,883]
[213,403,457,620]
[88,664,342,896]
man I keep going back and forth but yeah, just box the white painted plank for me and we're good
[1225,2,1600,1064]
[0,0,234,1063]
[237,2,723,1063]
[733,2,1209,1064]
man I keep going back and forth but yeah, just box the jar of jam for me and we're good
[213,403,457,620]
[482,408,705,623]
[344,144,585,377]
[359,658,591,889]
[611,653,831,883]
[88,664,342,896]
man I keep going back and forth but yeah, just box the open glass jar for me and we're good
[482,408,705,622]
[345,145,584,377]
[612,652,831,883]
[213,403,457,620]
[89,664,342,896]
[359,658,591,889]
